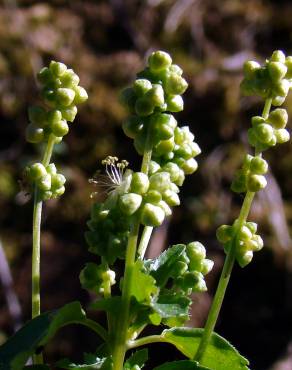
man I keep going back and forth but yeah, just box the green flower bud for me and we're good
[169,64,183,76]
[47,109,62,125]
[182,158,198,174]
[250,157,268,175]
[25,124,44,143]
[51,173,66,189]
[239,225,253,241]
[133,79,152,96]
[144,190,162,204]
[247,128,258,147]
[186,242,206,265]
[158,200,172,216]
[270,50,286,63]
[28,106,47,127]
[165,73,188,95]
[172,261,188,277]
[148,51,172,72]
[243,61,261,79]
[237,250,253,268]
[273,79,289,97]
[119,193,142,215]
[49,61,67,77]
[120,87,137,112]
[52,185,65,198]
[189,142,201,156]
[250,234,264,251]
[140,203,165,226]
[135,97,154,116]
[146,84,164,107]
[74,86,88,104]
[268,62,287,82]
[254,123,274,144]
[267,108,288,129]
[166,95,184,112]
[200,259,214,275]
[161,162,179,182]
[285,56,292,78]
[192,272,207,292]
[60,106,78,122]
[122,116,143,139]
[231,170,247,193]
[272,95,285,106]
[154,137,175,156]
[29,163,47,180]
[149,172,171,192]
[216,225,233,243]
[246,221,257,234]
[148,161,161,175]
[134,132,146,155]
[51,119,69,137]
[37,173,51,191]
[130,172,149,194]
[153,123,174,141]
[274,128,290,144]
[60,69,80,87]
[56,88,75,106]
[37,67,54,85]
[42,88,55,105]
[251,116,265,126]
[41,190,53,200]
[246,174,267,192]
[162,189,180,206]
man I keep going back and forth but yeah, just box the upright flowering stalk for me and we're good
[195,50,291,363]
[25,61,88,364]
[83,51,213,370]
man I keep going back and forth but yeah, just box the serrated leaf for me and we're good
[131,261,158,303]
[124,349,148,369]
[152,294,191,318]
[160,328,250,370]
[153,360,211,370]
[147,244,185,286]
[0,302,88,370]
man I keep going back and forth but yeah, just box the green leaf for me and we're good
[90,297,122,315]
[24,366,50,370]
[146,244,185,286]
[56,356,110,369]
[124,349,148,369]
[0,302,88,370]
[152,294,191,318]
[131,260,158,303]
[153,360,211,370]
[160,328,250,370]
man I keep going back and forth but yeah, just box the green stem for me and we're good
[31,134,55,365]
[137,226,153,259]
[82,319,108,341]
[127,335,164,349]
[194,191,255,362]
[195,98,272,363]
[111,220,140,370]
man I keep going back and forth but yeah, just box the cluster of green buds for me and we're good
[26,61,88,144]
[172,242,214,293]
[25,163,66,200]
[79,262,116,295]
[122,51,200,180]
[248,108,290,151]
[25,61,87,201]
[85,202,131,265]
[231,154,268,193]
[217,221,263,267]
[241,50,292,105]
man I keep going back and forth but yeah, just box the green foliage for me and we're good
[153,361,210,370]
[160,328,250,370]
[0,302,87,370]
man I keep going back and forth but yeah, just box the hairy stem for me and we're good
[32,134,55,365]
[195,98,272,363]
[127,334,165,349]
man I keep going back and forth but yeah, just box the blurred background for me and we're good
[0,0,292,369]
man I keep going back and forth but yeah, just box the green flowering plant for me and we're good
[0,50,290,370]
